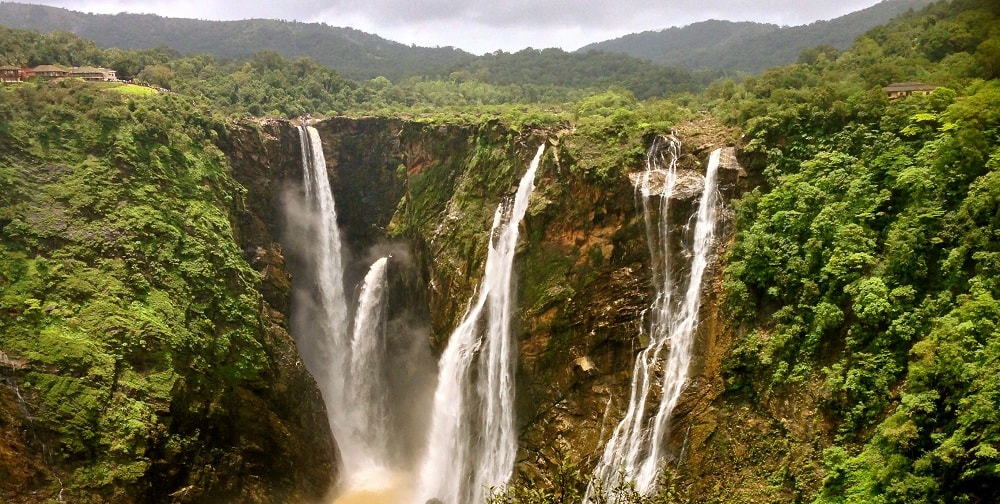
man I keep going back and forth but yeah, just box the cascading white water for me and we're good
[297,126,395,491]
[297,124,350,419]
[587,139,722,498]
[417,144,545,504]
[349,256,391,467]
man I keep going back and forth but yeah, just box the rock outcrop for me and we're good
[0,101,338,503]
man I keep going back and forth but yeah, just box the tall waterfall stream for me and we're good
[417,144,545,504]
[587,138,722,498]
[296,125,397,499]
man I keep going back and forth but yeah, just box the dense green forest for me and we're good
[1,0,1000,501]
[578,0,934,74]
[716,0,1000,501]
[0,2,714,104]
[0,25,712,117]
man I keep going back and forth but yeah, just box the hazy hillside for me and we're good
[0,0,934,86]
[0,3,711,101]
[0,2,475,81]
[578,0,936,73]
[0,0,934,84]
[444,47,711,100]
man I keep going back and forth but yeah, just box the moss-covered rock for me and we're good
[0,82,336,503]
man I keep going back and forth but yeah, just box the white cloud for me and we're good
[9,0,886,53]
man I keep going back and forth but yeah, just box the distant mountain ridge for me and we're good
[0,2,475,81]
[577,0,937,73]
[0,0,935,83]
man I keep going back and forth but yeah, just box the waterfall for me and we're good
[587,139,722,498]
[296,125,395,490]
[296,124,350,421]
[418,144,545,504]
[349,256,391,467]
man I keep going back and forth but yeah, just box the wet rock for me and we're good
[574,356,597,376]
[0,351,27,370]
[213,119,341,502]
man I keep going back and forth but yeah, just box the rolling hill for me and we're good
[577,0,936,73]
[0,2,475,81]
[0,0,938,86]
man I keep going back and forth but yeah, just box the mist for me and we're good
[280,176,438,499]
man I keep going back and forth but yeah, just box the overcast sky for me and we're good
[13,0,886,54]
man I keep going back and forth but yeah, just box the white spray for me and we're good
[296,126,395,492]
[349,256,392,469]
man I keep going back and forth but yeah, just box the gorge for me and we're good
[4,3,1000,500]
[221,116,746,503]
[0,105,749,502]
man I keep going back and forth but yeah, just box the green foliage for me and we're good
[488,461,682,504]
[0,81,270,497]
[719,0,1000,501]
[560,90,689,184]
[0,25,701,119]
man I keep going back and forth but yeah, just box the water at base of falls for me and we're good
[417,144,546,504]
[329,469,413,504]
[586,139,722,500]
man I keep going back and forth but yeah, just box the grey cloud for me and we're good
[9,0,884,53]
[306,0,884,28]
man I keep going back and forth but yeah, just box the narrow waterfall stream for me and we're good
[296,124,350,427]
[348,256,392,472]
[587,140,722,498]
[417,144,546,504]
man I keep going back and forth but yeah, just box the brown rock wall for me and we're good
[220,114,790,502]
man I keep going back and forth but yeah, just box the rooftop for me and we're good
[883,82,936,91]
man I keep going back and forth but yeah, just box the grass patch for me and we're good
[102,83,158,96]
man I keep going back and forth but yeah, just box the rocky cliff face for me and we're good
[220,114,823,502]
[0,97,338,503]
[167,118,341,503]
[251,115,752,495]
